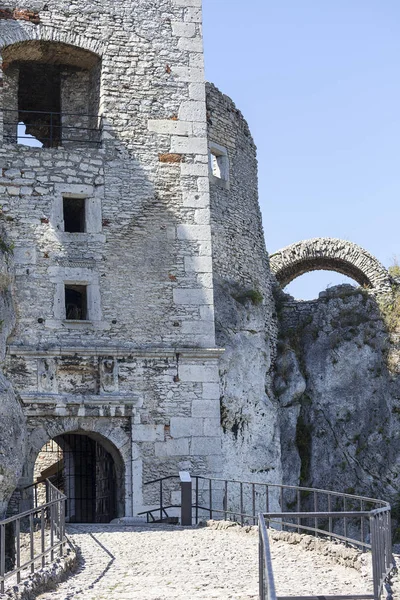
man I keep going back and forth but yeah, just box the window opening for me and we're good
[209,145,229,183]
[210,152,223,179]
[18,63,61,148]
[63,197,86,233]
[65,285,88,321]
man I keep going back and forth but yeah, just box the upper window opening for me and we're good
[209,143,229,186]
[2,41,102,149]
[63,197,86,233]
[65,284,88,321]
[18,63,62,147]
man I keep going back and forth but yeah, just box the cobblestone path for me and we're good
[36,524,373,600]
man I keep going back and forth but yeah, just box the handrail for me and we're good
[259,513,277,600]
[2,109,103,148]
[0,480,67,594]
[143,475,180,486]
[143,473,394,600]
[194,476,388,507]
[3,109,102,118]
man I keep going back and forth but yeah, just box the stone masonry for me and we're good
[0,0,226,518]
[0,0,398,532]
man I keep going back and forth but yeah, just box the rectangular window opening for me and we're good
[65,285,88,321]
[209,145,229,184]
[210,152,222,179]
[63,197,86,233]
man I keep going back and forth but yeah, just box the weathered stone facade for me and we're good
[0,0,399,527]
[206,83,281,485]
[0,0,226,518]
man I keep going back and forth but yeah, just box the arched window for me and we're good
[2,40,102,148]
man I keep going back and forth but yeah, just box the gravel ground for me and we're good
[31,523,376,600]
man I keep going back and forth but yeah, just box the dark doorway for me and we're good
[34,434,118,523]
[18,63,61,147]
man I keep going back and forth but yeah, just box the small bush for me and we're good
[233,288,263,306]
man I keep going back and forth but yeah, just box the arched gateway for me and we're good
[33,433,120,523]
[21,423,129,523]
[270,238,392,294]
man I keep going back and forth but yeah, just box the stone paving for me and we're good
[32,523,377,600]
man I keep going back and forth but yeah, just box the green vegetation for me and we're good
[378,288,400,333]
[378,260,400,334]
[233,288,263,306]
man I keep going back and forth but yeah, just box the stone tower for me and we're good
[0,0,281,520]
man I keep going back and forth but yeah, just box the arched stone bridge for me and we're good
[269,238,392,294]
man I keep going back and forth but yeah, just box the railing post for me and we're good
[370,514,379,600]
[195,477,199,525]
[29,513,34,574]
[240,482,244,526]
[386,510,392,572]
[224,480,228,521]
[0,523,5,594]
[259,523,264,599]
[180,472,192,526]
[209,479,213,520]
[41,508,45,568]
[16,518,20,584]
[159,479,163,523]
[252,483,256,525]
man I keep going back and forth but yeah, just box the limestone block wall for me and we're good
[0,0,224,516]
[206,83,281,487]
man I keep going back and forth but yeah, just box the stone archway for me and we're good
[23,420,131,521]
[0,22,105,56]
[33,432,121,523]
[270,238,392,294]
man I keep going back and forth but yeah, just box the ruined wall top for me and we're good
[270,237,392,295]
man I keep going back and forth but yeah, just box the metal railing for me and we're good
[2,109,103,148]
[259,513,277,600]
[0,480,67,594]
[141,474,393,600]
[138,473,192,525]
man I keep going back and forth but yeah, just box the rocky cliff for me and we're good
[0,224,26,517]
[275,283,400,536]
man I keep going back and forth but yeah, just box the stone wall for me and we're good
[0,0,224,517]
[1,0,397,529]
[206,83,281,489]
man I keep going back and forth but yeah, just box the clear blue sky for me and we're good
[202,1,400,299]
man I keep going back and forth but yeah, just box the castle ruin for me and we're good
[0,0,399,526]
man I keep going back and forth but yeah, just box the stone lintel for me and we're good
[20,393,142,406]
[8,345,224,359]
